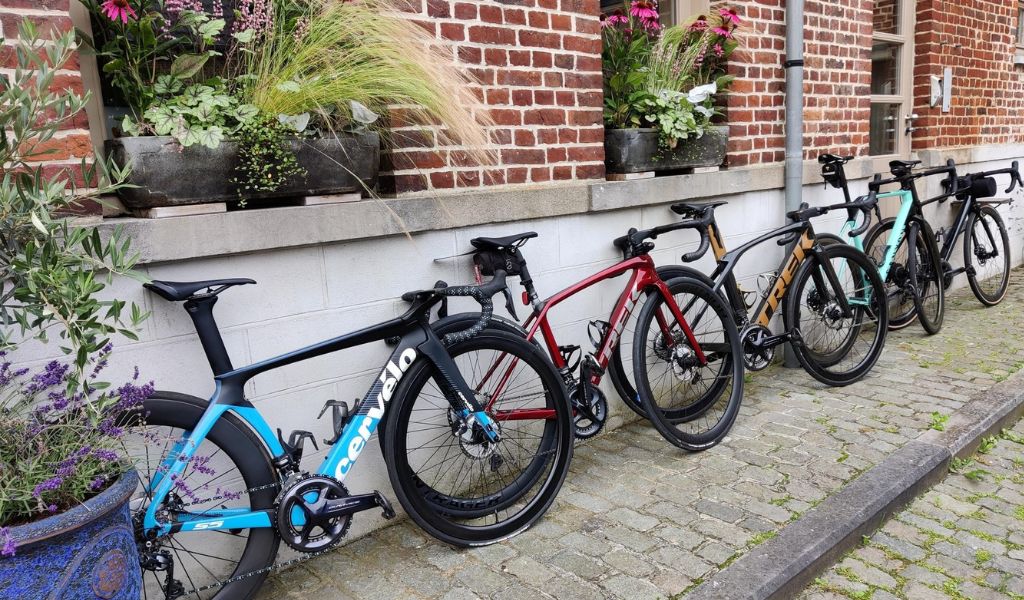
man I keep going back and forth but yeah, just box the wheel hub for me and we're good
[448,406,501,460]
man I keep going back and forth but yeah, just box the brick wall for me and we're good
[381,0,606,194]
[1,0,96,195]
[912,0,1024,151]
[712,0,871,167]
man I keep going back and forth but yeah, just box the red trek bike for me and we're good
[437,225,744,451]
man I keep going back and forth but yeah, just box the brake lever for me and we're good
[502,287,519,321]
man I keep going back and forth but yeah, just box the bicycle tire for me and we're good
[863,218,919,331]
[784,243,889,386]
[965,204,1011,306]
[632,276,743,451]
[384,329,573,547]
[120,391,280,600]
[907,218,945,335]
[608,264,717,421]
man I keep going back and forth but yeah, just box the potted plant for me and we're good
[0,22,151,598]
[601,4,740,175]
[80,0,492,209]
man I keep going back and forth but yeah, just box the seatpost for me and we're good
[184,295,234,376]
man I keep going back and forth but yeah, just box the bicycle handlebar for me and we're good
[401,271,508,344]
[613,204,716,262]
[967,160,1024,194]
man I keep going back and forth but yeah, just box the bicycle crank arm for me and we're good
[324,491,396,520]
[757,332,792,349]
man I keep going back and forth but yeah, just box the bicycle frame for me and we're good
[478,254,705,421]
[834,189,913,282]
[140,298,501,538]
[702,219,856,327]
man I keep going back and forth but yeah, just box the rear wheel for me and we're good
[784,243,888,386]
[384,330,573,546]
[632,277,743,451]
[864,218,918,330]
[965,204,1011,306]
[119,392,280,600]
[908,219,945,335]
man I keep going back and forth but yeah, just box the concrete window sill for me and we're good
[95,141,1023,265]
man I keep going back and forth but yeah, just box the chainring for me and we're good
[741,324,775,371]
[275,474,352,553]
[571,384,607,439]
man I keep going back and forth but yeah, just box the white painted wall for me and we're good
[9,152,1024,544]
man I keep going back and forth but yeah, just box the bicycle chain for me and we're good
[180,547,335,598]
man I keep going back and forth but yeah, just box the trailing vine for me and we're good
[230,116,306,204]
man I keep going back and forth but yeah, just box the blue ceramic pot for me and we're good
[0,470,141,600]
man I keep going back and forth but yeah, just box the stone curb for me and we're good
[686,369,1024,600]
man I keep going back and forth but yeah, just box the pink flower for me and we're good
[689,16,708,31]
[604,9,628,27]
[713,26,732,38]
[719,7,741,26]
[713,43,724,57]
[100,0,136,24]
[629,0,659,24]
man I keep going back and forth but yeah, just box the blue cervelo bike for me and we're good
[125,271,573,599]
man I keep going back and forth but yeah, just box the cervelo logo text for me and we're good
[596,283,643,365]
[334,348,417,479]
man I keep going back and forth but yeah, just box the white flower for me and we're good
[686,82,718,104]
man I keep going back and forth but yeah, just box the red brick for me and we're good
[453,2,477,18]
[506,168,529,184]
[480,4,503,23]
[574,163,605,180]
[501,148,546,164]
[524,108,565,125]
[484,48,508,66]
[518,30,560,48]
[530,167,551,182]
[426,0,450,17]
[430,171,456,189]
[550,14,572,31]
[514,130,536,146]
[532,51,553,68]
[527,11,549,29]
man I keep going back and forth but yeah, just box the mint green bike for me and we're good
[816,154,950,335]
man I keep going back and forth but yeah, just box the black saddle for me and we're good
[889,159,922,176]
[670,200,727,216]
[818,153,854,164]
[145,278,256,302]
[470,232,537,251]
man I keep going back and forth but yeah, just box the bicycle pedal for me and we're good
[373,491,396,519]
[582,354,604,377]
[317,400,350,446]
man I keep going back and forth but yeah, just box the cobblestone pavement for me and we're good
[260,270,1024,600]
[800,418,1024,600]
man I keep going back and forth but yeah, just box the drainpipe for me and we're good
[783,0,804,368]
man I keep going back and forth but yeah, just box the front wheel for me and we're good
[965,204,1011,306]
[119,392,280,600]
[864,218,918,331]
[632,277,744,451]
[384,329,573,547]
[785,243,889,386]
[907,219,945,335]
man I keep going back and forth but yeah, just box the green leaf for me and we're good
[275,80,301,93]
[198,19,226,39]
[154,74,183,96]
[232,29,255,44]
[169,53,209,80]
[29,211,47,235]
[194,126,224,149]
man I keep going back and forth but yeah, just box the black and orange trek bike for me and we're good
[429,227,745,452]
[653,200,890,388]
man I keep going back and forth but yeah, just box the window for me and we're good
[1017,2,1024,48]
[869,0,914,157]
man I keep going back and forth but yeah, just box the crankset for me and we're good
[570,355,608,439]
[275,475,394,553]
[940,259,954,290]
[741,325,778,371]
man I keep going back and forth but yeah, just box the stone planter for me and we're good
[604,126,728,174]
[106,132,380,209]
[0,470,141,599]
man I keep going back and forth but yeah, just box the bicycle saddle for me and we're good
[818,153,854,164]
[145,278,256,301]
[670,200,727,215]
[470,232,537,250]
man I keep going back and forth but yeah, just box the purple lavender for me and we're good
[0,527,14,557]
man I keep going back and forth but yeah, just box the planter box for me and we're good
[604,126,727,174]
[106,132,380,210]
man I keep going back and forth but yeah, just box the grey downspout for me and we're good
[783,0,804,368]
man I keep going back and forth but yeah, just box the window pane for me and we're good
[873,0,900,35]
[1018,6,1024,45]
[871,41,900,95]
[870,103,900,156]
